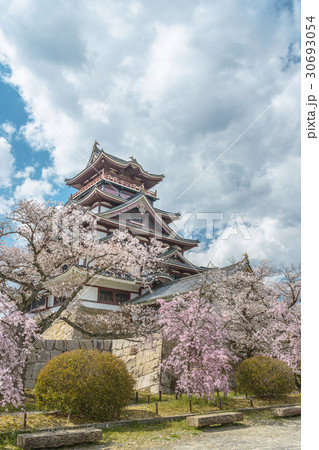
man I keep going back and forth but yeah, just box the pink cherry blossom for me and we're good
[0,294,40,407]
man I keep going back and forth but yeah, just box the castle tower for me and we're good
[65,142,206,290]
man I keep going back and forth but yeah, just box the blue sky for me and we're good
[0,0,300,267]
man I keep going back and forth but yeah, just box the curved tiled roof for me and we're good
[65,149,164,186]
[131,258,251,304]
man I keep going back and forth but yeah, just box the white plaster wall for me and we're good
[47,295,55,307]
[81,301,121,311]
[79,286,98,302]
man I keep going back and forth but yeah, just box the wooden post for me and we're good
[216,389,219,397]
[135,391,139,403]
[23,412,27,428]
[250,397,254,407]
[159,390,162,402]
[246,392,248,399]
[175,392,178,400]
[155,402,158,415]
[219,397,222,410]
[147,395,150,404]
[189,400,192,413]
[234,387,237,396]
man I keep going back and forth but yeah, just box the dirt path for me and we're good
[155,417,301,450]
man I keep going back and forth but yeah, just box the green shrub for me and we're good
[236,355,295,398]
[35,349,132,420]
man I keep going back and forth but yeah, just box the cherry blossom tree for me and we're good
[156,263,300,395]
[0,294,40,408]
[261,266,301,384]
[0,200,163,335]
[202,262,300,374]
[61,302,159,341]
[201,261,275,360]
[158,291,236,397]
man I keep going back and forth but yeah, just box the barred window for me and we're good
[115,292,130,304]
[54,297,66,306]
[99,289,114,303]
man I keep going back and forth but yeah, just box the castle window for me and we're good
[54,296,66,306]
[99,289,114,304]
[115,292,130,304]
[98,288,131,304]
[26,295,47,312]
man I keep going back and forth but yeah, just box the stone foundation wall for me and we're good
[24,338,164,394]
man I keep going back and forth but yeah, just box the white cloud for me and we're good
[0,121,16,140]
[15,165,35,178]
[0,195,13,215]
[0,0,300,265]
[14,177,55,202]
[189,217,300,268]
[0,137,14,187]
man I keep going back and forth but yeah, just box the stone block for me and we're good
[150,384,159,394]
[160,372,171,387]
[32,362,47,380]
[36,349,51,362]
[121,346,133,357]
[186,412,243,428]
[44,340,56,350]
[93,339,103,351]
[66,340,80,351]
[79,340,93,350]
[122,340,129,349]
[123,355,136,372]
[136,372,158,391]
[112,340,122,350]
[54,340,67,352]
[129,345,138,355]
[25,379,35,389]
[17,428,103,449]
[272,406,301,417]
[34,340,44,349]
[25,364,33,380]
[103,340,112,351]
[142,360,158,375]
[27,349,37,364]
[50,349,61,359]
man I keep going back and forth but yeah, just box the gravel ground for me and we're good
[155,417,301,450]
[57,416,301,450]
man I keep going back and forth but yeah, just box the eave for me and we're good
[70,186,125,207]
[65,150,164,190]
[96,194,199,249]
[96,215,199,249]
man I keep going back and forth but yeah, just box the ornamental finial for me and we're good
[93,140,100,151]
[243,252,248,259]
[130,156,137,163]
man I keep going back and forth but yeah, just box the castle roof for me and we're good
[65,142,164,190]
[95,192,199,250]
[131,256,252,304]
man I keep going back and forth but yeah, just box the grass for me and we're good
[0,402,38,415]
[0,420,201,449]
[124,392,301,419]
[0,410,299,450]
[0,392,37,414]
[0,391,300,435]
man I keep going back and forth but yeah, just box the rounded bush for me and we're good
[236,355,295,398]
[35,349,132,420]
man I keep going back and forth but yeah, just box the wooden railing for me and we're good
[70,170,157,200]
